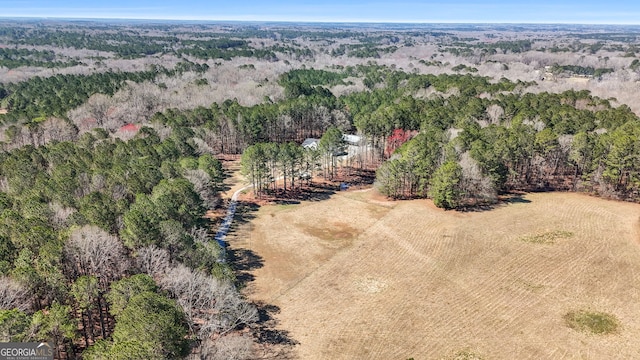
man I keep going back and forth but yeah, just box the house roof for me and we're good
[302,138,319,147]
[119,123,140,132]
[343,134,361,144]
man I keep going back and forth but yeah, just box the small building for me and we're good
[342,134,362,145]
[119,123,140,133]
[302,138,320,150]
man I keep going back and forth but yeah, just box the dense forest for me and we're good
[0,125,259,358]
[360,68,640,208]
[2,20,640,359]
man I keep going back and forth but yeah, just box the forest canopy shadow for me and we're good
[504,193,532,204]
[260,185,335,204]
[227,201,260,230]
[457,192,532,212]
[253,302,299,347]
[227,247,263,285]
[456,203,500,213]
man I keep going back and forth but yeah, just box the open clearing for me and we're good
[227,190,640,359]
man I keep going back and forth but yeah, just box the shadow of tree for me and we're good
[221,201,300,358]
[232,201,261,226]
[261,185,335,204]
[253,303,299,347]
[217,159,241,194]
[504,193,532,204]
[456,203,501,213]
[227,247,263,285]
[457,193,532,213]
[220,201,260,240]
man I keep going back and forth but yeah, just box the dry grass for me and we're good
[519,230,574,244]
[442,349,485,360]
[226,191,640,359]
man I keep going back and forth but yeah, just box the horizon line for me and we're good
[1,15,640,26]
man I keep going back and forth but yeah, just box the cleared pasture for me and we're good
[228,191,640,359]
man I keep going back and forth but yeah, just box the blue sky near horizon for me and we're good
[2,0,640,24]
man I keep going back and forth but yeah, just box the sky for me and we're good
[2,0,640,24]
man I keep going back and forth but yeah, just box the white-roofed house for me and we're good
[301,138,320,150]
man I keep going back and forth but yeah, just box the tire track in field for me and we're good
[320,208,415,358]
[276,196,402,359]
[419,194,621,357]
[381,195,624,358]
[316,200,461,358]
[260,192,640,359]
[392,195,616,358]
[340,203,472,358]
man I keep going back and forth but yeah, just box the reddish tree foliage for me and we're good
[119,123,140,132]
[385,129,417,156]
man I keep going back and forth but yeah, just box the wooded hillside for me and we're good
[2,20,640,358]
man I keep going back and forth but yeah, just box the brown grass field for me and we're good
[227,189,640,359]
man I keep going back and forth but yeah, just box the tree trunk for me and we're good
[80,311,89,347]
[87,307,95,342]
[97,297,107,339]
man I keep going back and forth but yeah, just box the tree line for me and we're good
[1,24,310,61]
[371,79,640,208]
[150,92,350,155]
[0,70,161,123]
[240,126,346,196]
[0,48,82,69]
[5,62,640,210]
[0,47,640,358]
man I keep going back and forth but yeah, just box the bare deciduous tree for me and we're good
[210,291,259,337]
[184,169,219,209]
[161,265,220,333]
[0,277,29,311]
[0,177,7,193]
[485,104,505,125]
[160,265,257,338]
[192,137,215,155]
[65,226,131,340]
[459,152,497,205]
[135,245,171,279]
[41,117,77,143]
[85,94,112,128]
[189,335,254,360]
[48,202,76,230]
[65,225,130,284]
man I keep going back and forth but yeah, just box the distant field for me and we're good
[228,191,640,359]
